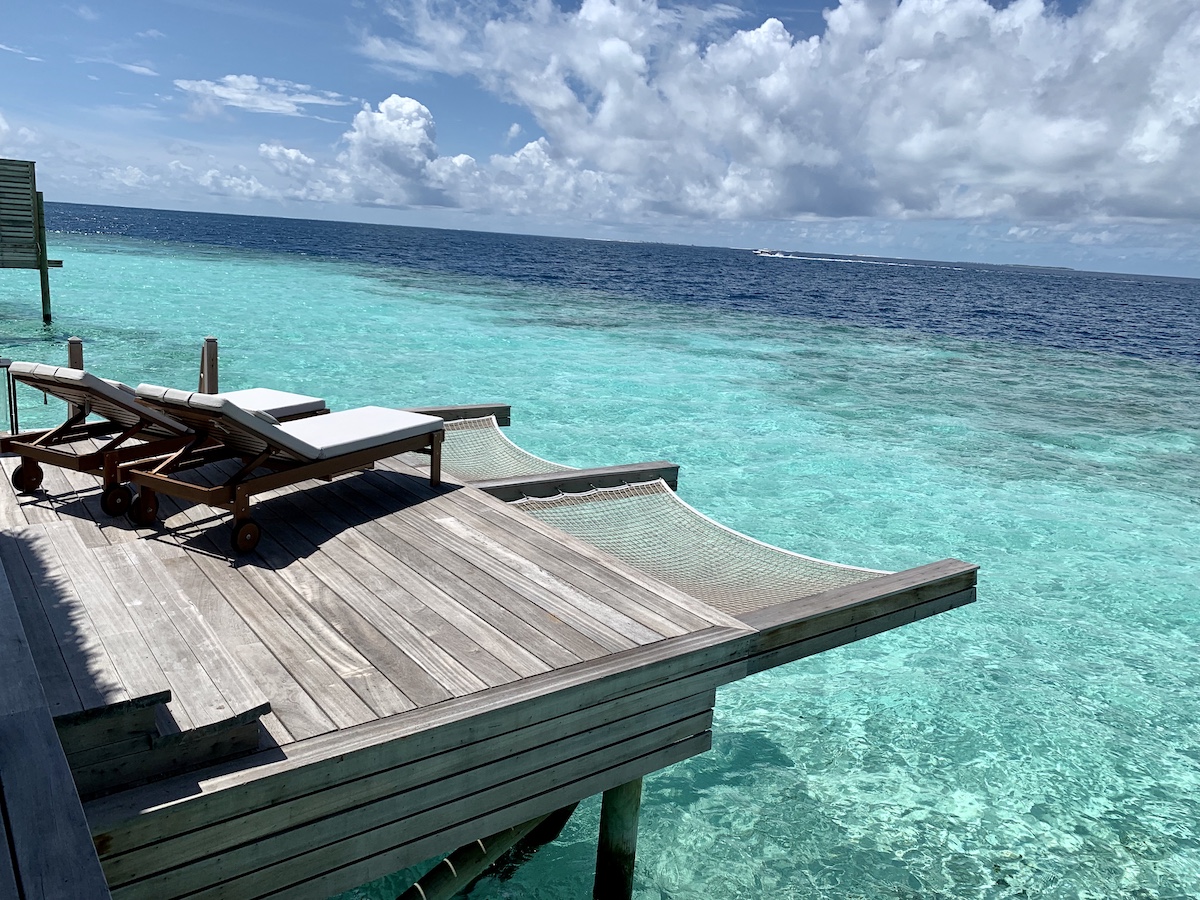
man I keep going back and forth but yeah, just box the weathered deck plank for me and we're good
[254,498,517,692]
[35,523,176,721]
[331,475,651,654]
[0,456,29,528]
[145,538,358,739]
[0,455,61,524]
[11,523,129,713]
[273,479,585,674]
[93,542,269,733]
[283,482,578,681]
[0,531,80,716]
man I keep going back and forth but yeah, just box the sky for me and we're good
[3,0,1200,276]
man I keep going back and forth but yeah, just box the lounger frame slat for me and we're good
[131,433,442,511]
[126,394,445,549]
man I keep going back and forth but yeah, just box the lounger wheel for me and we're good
[129,491,159,527]
[231,519,261,554]
[100,484,133,517]
[11,462,43,493]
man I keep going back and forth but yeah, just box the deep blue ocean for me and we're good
[3,202,1198,899]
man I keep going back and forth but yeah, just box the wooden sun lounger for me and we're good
[128,385,445,553]
[1,363,328,517]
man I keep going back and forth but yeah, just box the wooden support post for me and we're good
[396,812,551,900]
[199,336,218,393]
[593,777,643,900]
[36,191,51,323]
[66,336,85,418]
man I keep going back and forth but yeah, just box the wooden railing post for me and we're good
[66,336,84,370]
[199,336,219,393]
[2,357,18,436]
[66,336,84,418]
[593,777,643,900]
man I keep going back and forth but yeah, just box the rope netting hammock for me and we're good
[441,416,575,482]
[512,480,888,617]
[436,416,887,616]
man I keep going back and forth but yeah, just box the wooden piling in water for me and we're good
[593,777,643,900]
[36,192,52,323]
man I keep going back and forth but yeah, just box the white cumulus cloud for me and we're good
[103,166,159,188]
[260,142,316,177]
[197,167,275,199]
[351,0,1200,223]
[334,95,453,205]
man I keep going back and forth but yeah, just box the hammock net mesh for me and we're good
[435,416,887,616]
[512,479,887,616]
[440,416,575,483]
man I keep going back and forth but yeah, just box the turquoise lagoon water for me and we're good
[2,217,1198,898]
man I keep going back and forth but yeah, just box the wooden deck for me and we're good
[0,444,977,899]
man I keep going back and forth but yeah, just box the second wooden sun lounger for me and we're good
[128,385,445,553]
[0,362,327,515]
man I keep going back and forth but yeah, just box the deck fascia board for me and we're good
[98,686,717,885]
[404,404,511,426]
[85,623,749,844]
[745,585,976,674]
[737,558,978,635]
[104,700,714,896]
[174,733,711,900]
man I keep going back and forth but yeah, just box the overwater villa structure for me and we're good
[0,342,977,900]
[0,157,61,322]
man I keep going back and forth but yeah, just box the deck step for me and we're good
[1,520,270,798]
[55,691,171,757]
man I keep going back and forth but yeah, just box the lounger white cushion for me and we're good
[9,362,327,433]
[135,384,442,461]
[10,362,187,433]
[278,406,442,459]
[215,388,326,419]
